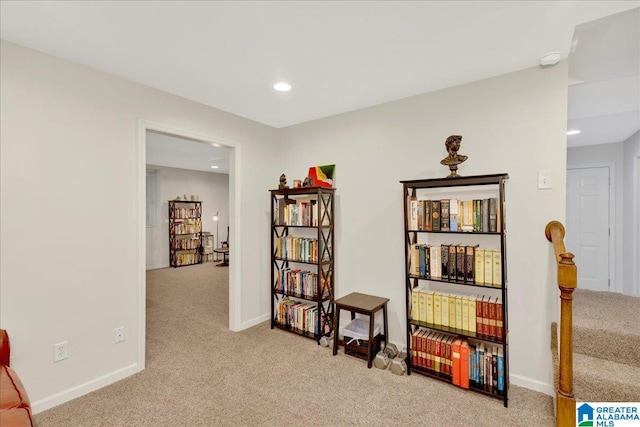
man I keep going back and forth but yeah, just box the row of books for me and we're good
[171,237,200,250]
[275,268,330,299]
[411,290,503,340]
[275,198,320,227]
[274,298,321,336]
[409,198,501,233]
[171,252,200,266]
[274,236,319,263]
[410,332,505,396]
[171,219,201,235]
[170,206,201,219]
[411,244,502,287]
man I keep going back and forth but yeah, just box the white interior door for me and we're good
[566,167,610,292]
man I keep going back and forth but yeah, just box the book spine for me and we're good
[426,291,434,324]
[431,200,441,231]
[456,245,465,282]
[460,341,470,389]
[497,347,504,394]
[441,293,449,327]
[474,248,484,285]
[492,249,502,288]
[441,244,449,280]
[440,199,450,232]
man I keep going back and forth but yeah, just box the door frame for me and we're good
[566,162,616,293]
[634,155,640,296]
[136,120,242,371]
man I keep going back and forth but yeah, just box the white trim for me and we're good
[32,363,139,414]
[146,264,170,271]
[240,313,270,330]
[510,373,554,396]
[567,162,617,293]
[634,155,640,296]
[136,120,243,371]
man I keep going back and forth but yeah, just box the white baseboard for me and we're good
[240,313,270,330]
[31,363,140,414]
[510,373,554,396]
[146,264,169,270]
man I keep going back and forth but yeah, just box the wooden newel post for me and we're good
[545,221,577,427]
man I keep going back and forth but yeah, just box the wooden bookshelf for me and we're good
[269,187,335,342]
[401,174,509,407]
[168,200,203,267]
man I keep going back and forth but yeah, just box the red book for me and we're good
[496,297,503,341]
[476,295,484,336]
[451,338,462,386]
[489,297,497,338]
[482,296,490,338]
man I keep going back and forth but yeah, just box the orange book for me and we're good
[460,340,470,389]
[451,338,462,386]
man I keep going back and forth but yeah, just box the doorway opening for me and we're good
[136,120,241,370]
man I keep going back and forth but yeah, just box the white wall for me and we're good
[279,63,569,395]
[622,131,640,296]
[0,40,278,412]
[567,142,625,293]
[146,165,229,270]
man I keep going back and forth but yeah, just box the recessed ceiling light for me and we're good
[566,130,581,136]
[211,165,219,169]
[273,82,291,92]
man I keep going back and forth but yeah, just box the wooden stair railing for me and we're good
[545,221,577,427]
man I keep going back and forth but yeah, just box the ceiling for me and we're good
[146,131,231,174]
[1,1,638,169]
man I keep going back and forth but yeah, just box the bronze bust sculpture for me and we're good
[440,135,467,178]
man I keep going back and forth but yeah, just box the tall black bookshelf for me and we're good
[269,187,335,342]
[401,174,509,407]
[168,200,203,267]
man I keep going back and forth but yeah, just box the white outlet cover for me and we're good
[53,341,68,362]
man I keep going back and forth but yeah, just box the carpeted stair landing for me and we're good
[552,288,640,403]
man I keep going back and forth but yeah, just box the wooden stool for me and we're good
[332,292,389,368]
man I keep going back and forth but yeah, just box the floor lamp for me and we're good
[213,211,219,261]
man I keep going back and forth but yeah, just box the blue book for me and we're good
[497,347,504,392]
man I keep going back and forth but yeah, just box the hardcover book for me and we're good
[431,200,441,231]
[449,294,456,329]
[456,245,466,282]
[441,293,449,327]
[440,199,450,232]
[441,244,449,280]
[492,249,502,287]
[449,199,459,231]
[475,248,485,284]
[484,250,493,285]
[465,245,478,283]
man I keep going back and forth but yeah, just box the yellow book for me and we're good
[475,248,485,284]
[412,287,421,321]
[468,296,477,333]
[449,294,456,328]
[462,296,470,332]
[484,250,493,285]
[426,291,434,324]
[434,292,442,327]
[455,294,463,330]
[441,293,449,327]
[418,288,428,323]
[492,249,502,287]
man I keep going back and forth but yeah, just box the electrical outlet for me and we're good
[53,341,68,362]
[114,327,125,344]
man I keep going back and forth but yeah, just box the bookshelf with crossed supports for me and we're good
[168,200,203,267]
[270,187,335,342]
[401,173,510,407]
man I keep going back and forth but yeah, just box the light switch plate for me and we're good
[537,171,552,189]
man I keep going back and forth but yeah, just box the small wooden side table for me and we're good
[332,292,389,368]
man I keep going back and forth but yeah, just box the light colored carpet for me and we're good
[551,289,640,403]
[36,263,554,426]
